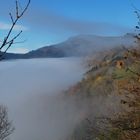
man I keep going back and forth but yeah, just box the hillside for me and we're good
[5,34,135,59]
[65,45,140,140]
[24,34,135,58]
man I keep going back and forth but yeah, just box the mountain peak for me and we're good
[5,34,136,59]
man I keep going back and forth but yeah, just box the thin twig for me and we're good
[0,0,30,59]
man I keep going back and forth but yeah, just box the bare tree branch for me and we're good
[0,0,31,59]
[9,13,14,24]
[0,105,15,140]
[16,0,19,18]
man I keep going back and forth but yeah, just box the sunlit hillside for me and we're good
[66,44,140,140]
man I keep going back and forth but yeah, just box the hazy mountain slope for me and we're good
[24,34,135,58]
[65,46,140,140]
[4,34,135,59]
[4,53,24,59]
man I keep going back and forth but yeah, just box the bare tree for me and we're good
[0,1,31,139]
[0,0,31,60]
[132,5,140,41]
[0,105,14,140]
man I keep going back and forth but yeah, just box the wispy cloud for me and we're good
[8,47,29,54]
[25,9,131,35]
[0,22,28,31]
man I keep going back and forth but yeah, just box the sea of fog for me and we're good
[0,58,86,140]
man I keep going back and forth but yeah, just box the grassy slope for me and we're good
[67,47,140,140]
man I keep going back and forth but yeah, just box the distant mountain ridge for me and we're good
[5,34,135,59]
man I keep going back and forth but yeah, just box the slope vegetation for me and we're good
[66,46,140,140]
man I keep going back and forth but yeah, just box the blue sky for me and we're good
[0,0,140,53]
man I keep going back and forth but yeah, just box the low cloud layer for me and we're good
[0,58,85,140]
